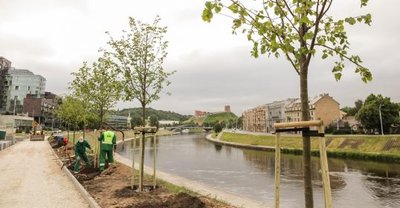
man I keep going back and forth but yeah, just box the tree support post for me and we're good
[274,132,281,208]
[131,130,138,189]
[134,126,157,192]
[138,132,144,191]
[274,120,332,208]
[318,125,332,208]
[153,134,157,189]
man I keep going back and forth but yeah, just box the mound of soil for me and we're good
[81,162,232,208]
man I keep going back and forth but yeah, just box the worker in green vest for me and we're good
[98,127,117,171]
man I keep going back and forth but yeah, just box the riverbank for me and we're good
[51,133,240,208]
[208,131,400,163]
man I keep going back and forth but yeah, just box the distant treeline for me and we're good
[111,108,191,123]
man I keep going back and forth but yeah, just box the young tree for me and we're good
[107,16,174,191]
[70,52,121,128]
[55,96,87,143]
[356,94,400,134]
[202,1,372,207]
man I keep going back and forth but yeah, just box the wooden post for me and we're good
[131,134,137,189]
[273,120,332,208]
[93,139,97,168]
[153,134,157,189]
[133,126,157,192]
[138,132,144,192]
[274,132,281,208]
[318,125,332,208]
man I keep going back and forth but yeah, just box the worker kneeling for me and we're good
[74,137,92,174]
[98,128,116,171]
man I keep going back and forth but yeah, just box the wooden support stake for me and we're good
[93,140,96,168]
[274,132,281,208]
[274,120,323,129]
[138,132,145,192]
[318,126,332,208]
[94,140,99,168]
[131,135,136,189]
[153,134,157,189]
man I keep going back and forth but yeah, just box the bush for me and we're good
[213,123,222,133]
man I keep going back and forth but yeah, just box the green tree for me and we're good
[70,52,122,128]
[213,122,223,133]
[55,96,87,143]
[107,16,174,191]
[342,99,363,116]
[149,115,159,129]
[356,94,400,134]
[131,115,143,128]
[202,1,372,206]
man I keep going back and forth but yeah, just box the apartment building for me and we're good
[23,92,59,126]
[285,94,340,127]
[243,104,268,132]
[243,94,340,132]
[0,57,12,112]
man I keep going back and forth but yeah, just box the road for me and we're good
[0,140,89,208]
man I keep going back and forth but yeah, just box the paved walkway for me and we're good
[0,140,89,208]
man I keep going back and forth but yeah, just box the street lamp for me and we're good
[379,103,384,135]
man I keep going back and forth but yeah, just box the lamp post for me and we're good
[379,104,384,135]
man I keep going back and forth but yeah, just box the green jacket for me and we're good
[98,131,116,150]
[75,140,91,155]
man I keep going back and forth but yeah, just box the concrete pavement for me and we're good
[0,140,89,208]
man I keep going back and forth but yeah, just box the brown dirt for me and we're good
[51,141,234,208]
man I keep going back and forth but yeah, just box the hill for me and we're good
[112,108,191,122]
[203,112,238,126]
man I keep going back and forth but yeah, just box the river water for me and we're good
[117,133,400,208]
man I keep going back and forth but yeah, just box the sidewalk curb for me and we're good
[49,142,101,208]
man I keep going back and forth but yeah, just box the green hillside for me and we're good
[112,108,191,121]
[203,112,238,126]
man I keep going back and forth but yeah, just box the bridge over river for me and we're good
[117,133,400,208]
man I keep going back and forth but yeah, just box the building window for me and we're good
[28,86,30,90]
[15,86,19,90]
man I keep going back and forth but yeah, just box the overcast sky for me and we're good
[1,0,399,116]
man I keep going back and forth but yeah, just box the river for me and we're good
[116,133,400,208]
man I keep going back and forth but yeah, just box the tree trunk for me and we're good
[300,59,313,208]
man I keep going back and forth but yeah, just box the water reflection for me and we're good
[117,133,400,208]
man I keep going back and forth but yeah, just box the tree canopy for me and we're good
[107,16,174,124]
[202,0,372,82]
[356,94,400,133]
[70,52,121,127]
